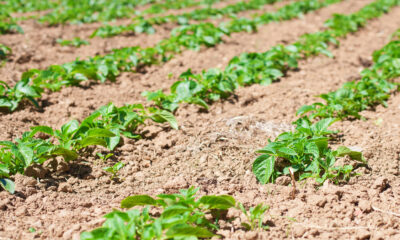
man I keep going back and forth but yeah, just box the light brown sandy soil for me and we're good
[0,0,400,239]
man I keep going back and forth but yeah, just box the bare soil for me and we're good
[0,0,400,239]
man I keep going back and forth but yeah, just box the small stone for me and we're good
[80,202,93,208]
[24,164,48,179]
[22,178,37,187]
[372,177,389,193]
[58,183,73,193]
[164,176,188,190]
[47,186,57,191]
[293,225,306,237]
[309,195,327,208]
[355,229,371,240]
[57,160,70,173]
[199,155,208,164]
[0,199,10,210]
[358,200,372,213]
[15,206,28,216]
[275,176,291,186]
[244,231,258,240]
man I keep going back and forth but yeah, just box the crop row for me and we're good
[39,0,224,26]
[0,0,221,34]
[143,0,400,112]
[78,18,400,240]
[0,0,397,194]
[91,0,283,38]
[253,29,400,184]
[0,0,60,34]
[0,0,344,112]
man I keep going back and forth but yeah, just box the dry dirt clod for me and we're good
[372,177,389,193]
[358,200,372,213]
[164,176,188,190]
[22,177,37,187]
[275,175,291,186]
[24,164,48,179]
[58,183,73,193]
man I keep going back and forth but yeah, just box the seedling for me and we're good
[96,152,114,162]
[56,37,89,48]
[103,162,124,180]
[238,203,270,230]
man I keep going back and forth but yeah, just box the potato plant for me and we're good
[0,103,177,193]
[81,187,269,240]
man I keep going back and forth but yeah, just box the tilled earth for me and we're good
[0,0,400,239]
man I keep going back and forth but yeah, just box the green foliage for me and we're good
[39,0,220,26]
[96,152,114,161]
[238,203,270,230]
[56,37,89,48]
[103,162,124,180]
[0,44,11,63]
[297,40,400,120]
[0,103,177,193]
[81,187,237,240]
[253,117,364,184]
[91,0,282,38]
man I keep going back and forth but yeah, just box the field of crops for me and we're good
[0,0,399,239]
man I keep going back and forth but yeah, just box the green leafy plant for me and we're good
[103,162,124,180]
[56,37,89,47]
[0,102,177,193]
[80,187,238,240]
[253,117,365,184]
[96,152,114,161]
[0,44,11,61]
[238,203,270,230]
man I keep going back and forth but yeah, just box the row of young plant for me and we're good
[80,187,269,240]
[39,0,223,26]
[78,31,400,240]
[0,0,218,34]
[0,0,343,112]
[143,0,399,112]
[0,0,395,192]
[0,0,65,34]
[253,29,400,185]
[91,0,283,38]
[0,103,178,193]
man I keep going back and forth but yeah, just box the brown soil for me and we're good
[1,0,400,239]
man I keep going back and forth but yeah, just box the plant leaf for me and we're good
[121,195,158,208]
